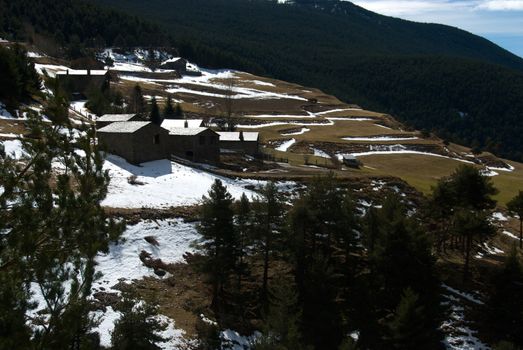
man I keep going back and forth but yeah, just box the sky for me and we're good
[350,0,523,57]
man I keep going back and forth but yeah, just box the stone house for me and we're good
[165,127,220,164]
[217,131,260,155]
[96,114,140,129]
[56,69,111,100]
[97,121,169,164]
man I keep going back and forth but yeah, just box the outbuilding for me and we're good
[165,127,220,164]
[97,121,168,164]
[217,131,259,156]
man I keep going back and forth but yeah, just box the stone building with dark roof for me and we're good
[97,121,168,164]
[164,126,220,164]
[56,69,112,100]
[217,131,260,155]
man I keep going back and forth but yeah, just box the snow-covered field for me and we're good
[92,218,201,348]
[102,155,260,209]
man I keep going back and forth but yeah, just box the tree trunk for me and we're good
[520,218,522,249]
[262,236,270,301]
[463,233,471,282]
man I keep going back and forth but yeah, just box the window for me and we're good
[199,135,205,145]
[153,134,160,144]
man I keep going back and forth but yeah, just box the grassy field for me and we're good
[112,65,523,206]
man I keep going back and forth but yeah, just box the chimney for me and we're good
[239,130,244,141]
[184,119,188,128]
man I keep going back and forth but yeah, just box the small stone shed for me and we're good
[96,114,140,129]
[97,121,168,164]
[217,131,260,155]
[56,69,111,100]
[165,127,220,164]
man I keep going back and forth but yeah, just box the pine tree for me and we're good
[251,182,285,302]
[173,103,183,119]
[198,179,236,308]
[0,111,123,348]
[149,97,162,125]
[386,288,440,350]
[452,209,495,281]
[111,291,168,350]
[507,191,523,249]
[487,247,523,346]
[163,95,176,119]
[235,193,251,291]
[129,84,145,114]
[254,277,307,350]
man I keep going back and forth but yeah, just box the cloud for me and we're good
[476,0,523,10]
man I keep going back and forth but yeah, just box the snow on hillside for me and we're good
[102,155,260,209]
[92,218,200,348]
[94,218,199,292]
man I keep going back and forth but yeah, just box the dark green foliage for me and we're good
[149,97,162,125]
[129,84,145,114]
[507,191,523,249]
[254,277,306,350]
[162,95,176,119]
[0,0,170,58]
[0,109,124,347]
[452,209,496,280]
[111,292,168,350]
[174,103,184,119]
[430,165,498,280]
[251,182,286,301]
[94,0,523,161]
[0,45,41,110]
[198,179,236,308]
[487,248,523,347]
[386,288,440,350]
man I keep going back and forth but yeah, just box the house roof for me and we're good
[56,69,108,76]
[97,121,153,133]
[161,119,203,129]
[217,131,259,142]
[167,127,213,136]
[98,114,137,122]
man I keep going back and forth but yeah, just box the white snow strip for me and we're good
[245,114,315,119]
[275,138,296,152]
[314,108,362,115]
[251,80,275,87]
[502,230,519,240]
[238,120,333,129]
[312,148,330,158]
[338,150,475,164]
[492,212,508,221]
[342,136,418,141]
[442,284,484,305]
[375,124,392,130]
[281,127,310,136]
[327,117,374,121]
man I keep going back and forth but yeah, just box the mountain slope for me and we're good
[92,0,523,161]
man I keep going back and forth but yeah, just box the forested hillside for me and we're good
[2,0,523,160]
[92,0,523,161]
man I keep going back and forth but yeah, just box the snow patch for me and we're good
[275,138,296,152]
